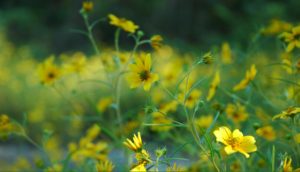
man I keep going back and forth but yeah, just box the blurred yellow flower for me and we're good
[261,19,292,35]
[37,56,61,85]
[282,156,293,172]
[256,125,276,141]
[233,64,257,91]
[130,162,147,172]
[294,133,300,144]
[166,163,186,172]
[273,106,300,120]
[207,71,220,101]
[82,1,93,12]
[124,132,143,152]
[151,112,173,132]
[63,52,87,75]
[221,42,233,64]
[280,25,300,52]
[150,35,163,50]
[202,51,214,64]
[178,89,202,109]
[108,14,139,33]
[97,97,113,112]
[213,126,257,158]
[127,53,159,91]
[225,103,248,123]
[96,160,115,172]
[195,115,213,129]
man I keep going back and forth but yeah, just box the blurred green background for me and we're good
[0,0,299,56]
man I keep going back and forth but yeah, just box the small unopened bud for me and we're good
[155,147,167,158]
[82,1,94,12]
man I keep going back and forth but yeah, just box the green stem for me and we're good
[82,14,100,55]
[115,28,121,55]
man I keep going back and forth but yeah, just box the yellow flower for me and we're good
[96,160,115,172]
[123,132,143,152]
[282,156,293,172]
[166,163,186,172]
[150,35,163,50]
[97,97,113,112]
[195,115,213,129]
[221,42,233,64]
[261,19,292,35]
[108,14,139,33]
[207,71,220,101]
[63,52,87,75]
[151,112,173,132]
[213,126,257,158]
[202,51,214,64]
[127,53,159,91]
[135,149,151,164]
[225,103,248,123]
[294,133,300,144]
[256,125,276,141]
[130,162,147,172]
[273,107,300,120]
[37,56,61,85]
[82,1,93,12]
[233,64,257,91]
[0,114,14,135]
[280,25,300,52]
[178,89,202,109]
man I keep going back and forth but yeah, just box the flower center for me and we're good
[226,137,240,148]
[139,70,150,81]
[47,72,56,79]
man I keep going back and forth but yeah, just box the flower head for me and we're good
[150,35,163,50]
[213,126,257,158]
[96,160,114,172]
[108,14,139,33]
[225,103,248,123]
[37,56,61,85]
[123,132,143,152]
[282,156,293,172]
[256,125,276,141]
[82,1,93,12]
[221,42,233,64]
[233,64,257,91]
[127,53,159,91]
[273,106,300,120]
[280,25,300,52]
[207,71,220,101]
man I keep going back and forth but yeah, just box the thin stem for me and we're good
[82,14,100,55]
[115,28,121,55]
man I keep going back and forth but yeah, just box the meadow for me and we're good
[0,1,300,172]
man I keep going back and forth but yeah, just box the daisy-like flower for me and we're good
[273,106,300,120]
[108,14,139,33]
[178,89,202,109]
[280,25,300,52]
[37,56,61,85]
[225,103,248,123]
[233,64,257,91]
[256,125,276,141]
[123,132,143,152]
[127,53,159,91]
[213,126,257,158]
[207,71,220,101]
[150,35,163,50]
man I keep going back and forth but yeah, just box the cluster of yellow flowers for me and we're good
[1,1,300,171]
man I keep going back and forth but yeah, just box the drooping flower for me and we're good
[256,125,276,141]
[280,25,300,52]
[127,53,159,91]
[37,56,61,85]
[233,64,257,91]
[207,71,220,101]
[123,132,143,152]
[213,126,257,158]
[273,106,300,120]
[108,14,139,33]
[150,35,163,50]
